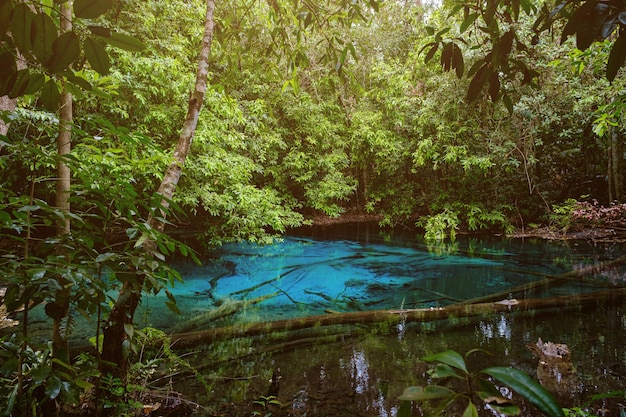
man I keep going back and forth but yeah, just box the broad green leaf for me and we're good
[102,31,145,52]
[0,0,13,34]
[482,367,565,417]
[84,37,110,75]
[423,350,468,373]
[9,3,34,53]
[463,401,478,417]
[23,73,45,95]
[398,385,456,401]
[30,11,57,64]
[8,69,31,98]
[74,0,112,19]
[607,32,626,82]
[48,31,80,73]
[41,78,60,112]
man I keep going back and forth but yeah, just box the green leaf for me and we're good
[84,37,110,75]
[45,376,62,400]
[467,64,488,101]
[95,252,116,263]
[102,31,145,52]
[9,3,34,54]
[460,13,478,33]
[0,1,13,36]
[74,0,112,19]
[124,323,134,339]
[8,69,31,98]
[30,11,58,64]
[452,43,464,78]
[48,31,81,73]
[87,25,111,37]
[463,401,478,417]
[429,363,465,379]
[398,385,456,401]
[607,32,626,82]
[488,71,500,101]
[41,79,60,112]
[165,300,181,315]
[23,73,45,95]
[482,367,565,417]
[423,350,468,374]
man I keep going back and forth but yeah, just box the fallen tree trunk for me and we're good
[171,292,279,333]
[171,287,626,349]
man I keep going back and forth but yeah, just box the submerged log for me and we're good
[171,293,278,333]
[455,255,626,306]
[171,287,626,349]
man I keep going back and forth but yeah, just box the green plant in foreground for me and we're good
[398,349,565,417]
[251,395,281,417]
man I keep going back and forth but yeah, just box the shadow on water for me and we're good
[156,224,626,416]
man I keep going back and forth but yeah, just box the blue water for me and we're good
[137,227,626,332]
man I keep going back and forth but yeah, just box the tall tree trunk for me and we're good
[609,130,624,203]
[49,0,73,366]
[100,0,216,380]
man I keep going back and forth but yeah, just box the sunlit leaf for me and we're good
[482,367,565,417]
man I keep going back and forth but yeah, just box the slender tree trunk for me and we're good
[100,0,216,380]
[50,1,73,366]
[610,130,624,202]
[0,95,17,138]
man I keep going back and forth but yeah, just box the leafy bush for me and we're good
[398,349,565,417]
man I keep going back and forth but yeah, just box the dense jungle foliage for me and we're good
[1,0,625,415]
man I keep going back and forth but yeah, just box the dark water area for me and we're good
[153,224,626,417]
